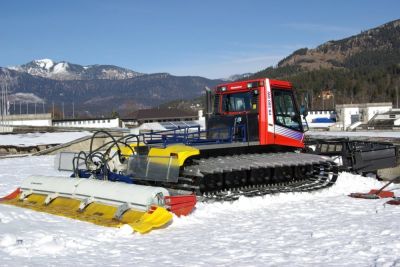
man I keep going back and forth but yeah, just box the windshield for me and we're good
[222,92,252,113]
[273,89,302,131]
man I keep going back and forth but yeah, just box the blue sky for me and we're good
[0,0,399,79]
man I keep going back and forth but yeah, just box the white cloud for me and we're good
[284,23,357,34]
[228,42,311,51]
[164,53,284,79]
[230,55,284,64]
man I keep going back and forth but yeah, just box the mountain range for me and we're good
[1,19,399,116]
[0,61,222,117]
[8,59,143,80]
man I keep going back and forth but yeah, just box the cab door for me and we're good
[272,89,305,148]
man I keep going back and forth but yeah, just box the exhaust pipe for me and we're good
[205,86,213,130]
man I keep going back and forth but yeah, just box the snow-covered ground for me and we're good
[307,130,400,139]
[1,155,400,266]
[0,132,91,146]
[0,131,400,266]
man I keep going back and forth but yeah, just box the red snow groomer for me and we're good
[4,77,399,233]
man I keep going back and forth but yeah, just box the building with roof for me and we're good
[335,103,392,130]
[53,117,121,128]
[367,109,400,130]
[1,113,52,127]
[122,108,199,128]
[303,110,336,129]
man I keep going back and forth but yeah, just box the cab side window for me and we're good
[273,90,302,131]
[222,92,252,113]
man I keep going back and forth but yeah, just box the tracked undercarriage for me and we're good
[138,152,339,201]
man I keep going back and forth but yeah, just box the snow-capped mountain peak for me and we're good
[8,59,143,80]
[34,58,55,70]
[52,62,69,74]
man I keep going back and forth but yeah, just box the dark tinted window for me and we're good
[273,90,302,131]
[222,92,252,112]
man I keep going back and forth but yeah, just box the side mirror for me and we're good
[300,105,308,118]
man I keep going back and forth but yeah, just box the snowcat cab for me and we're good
[206,78,305,151]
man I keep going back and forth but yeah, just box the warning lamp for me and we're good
[247,81,261,89]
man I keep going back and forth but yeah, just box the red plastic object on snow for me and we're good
[349,177,399,199]
[165,194,197,216]
[386,198,400,205]
[349,190,394,199]
[0,188,20,201]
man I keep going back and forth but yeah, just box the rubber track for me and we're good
[180,152,338,201]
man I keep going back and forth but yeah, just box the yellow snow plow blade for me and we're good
[0,176,174,234]
[1,192,172,233]
[128,205,173,234]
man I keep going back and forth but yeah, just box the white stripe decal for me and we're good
[275,125,304,141]
[265,79,274,133]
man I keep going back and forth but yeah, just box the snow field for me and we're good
[0,131,91,147]
[0,156,400,266]
[307,131,400,139]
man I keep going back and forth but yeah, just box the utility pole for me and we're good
[62,102,65,119]
[52,102,55,118]
[350,88,353,104]
[72,102,75,119]
[0,72,12,132]
[332,94,336,110]
[1,81,3,130]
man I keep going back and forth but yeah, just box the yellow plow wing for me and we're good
[0,176,173,234]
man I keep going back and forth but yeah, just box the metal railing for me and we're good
[141,124,247,147]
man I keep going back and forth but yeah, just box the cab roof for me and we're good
[217,78,292,91]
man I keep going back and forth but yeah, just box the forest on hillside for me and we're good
[250,20,400,109]
[251,63,400,110]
